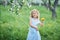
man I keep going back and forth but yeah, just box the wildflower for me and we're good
[41,18,45,21]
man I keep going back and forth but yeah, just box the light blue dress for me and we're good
[27,18,41,40]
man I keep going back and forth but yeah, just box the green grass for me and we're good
[0,5,60,40]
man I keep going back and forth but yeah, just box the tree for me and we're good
[42,0,59,19]
[48,0,58,19]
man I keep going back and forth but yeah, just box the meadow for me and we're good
[0,5,60,40]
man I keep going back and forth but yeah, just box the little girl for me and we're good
[27,9,43,40]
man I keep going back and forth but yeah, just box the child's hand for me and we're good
[40,17,45,26]
[40,23,43,26]
[35,27,38,31]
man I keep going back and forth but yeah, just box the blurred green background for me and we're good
[0,0,60,40]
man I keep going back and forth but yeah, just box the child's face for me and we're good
[32,11,38,18]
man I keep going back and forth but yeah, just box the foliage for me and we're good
[0,5,60,40]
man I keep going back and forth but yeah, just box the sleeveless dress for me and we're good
[27,18,41,40]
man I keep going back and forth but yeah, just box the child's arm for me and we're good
[40,21,44,26]
[40,18,45,26]
[29,20,38,31]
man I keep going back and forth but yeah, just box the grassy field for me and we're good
[0,5,60,40]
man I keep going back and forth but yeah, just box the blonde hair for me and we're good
[30,9,40,19]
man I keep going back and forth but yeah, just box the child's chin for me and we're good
[34,16,37,18]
